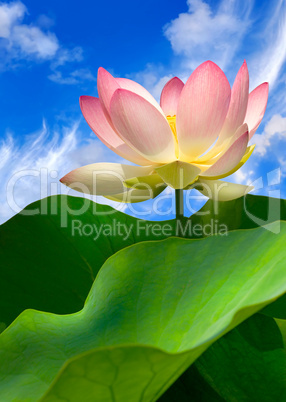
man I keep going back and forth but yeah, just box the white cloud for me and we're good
[232,168,254,186]
[251,113,286,182]
[251,114,286,156]
[0,1,26,38]
[0,1,94,84]
[164,0,253,70]
[0,1,59,60]
[11,25,59,59]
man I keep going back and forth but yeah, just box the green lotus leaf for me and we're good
[191,192,286,231]
[276,318,286,345]
[1,223,286,401]
[158,365,224,401]
[1,194,285,328]
[0,195,179,327]
[190,314,286,400]
[0,323,6,335]
[162,314,286,401]
[261,294,286,319]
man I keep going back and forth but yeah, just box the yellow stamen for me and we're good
[167,115,179,158]
[167,115,177,138]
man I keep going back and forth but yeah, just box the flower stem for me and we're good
[175,189,184,220]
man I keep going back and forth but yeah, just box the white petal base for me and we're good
[60,163,155,195]
[195,178,254,201]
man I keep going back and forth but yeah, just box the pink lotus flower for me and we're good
[60,61,268,203]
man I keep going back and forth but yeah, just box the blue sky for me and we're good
[1,0,286,223]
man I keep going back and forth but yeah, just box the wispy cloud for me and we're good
[249,0,286,90]
[0,120,76,222]
[48,67,96,85]
[0,120,125,223]
[0,1,95,84]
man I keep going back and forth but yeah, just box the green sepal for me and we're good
[155,161,201,189]
[123,173,165,190]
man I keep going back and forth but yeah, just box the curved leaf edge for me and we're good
[2,222,286,400]
[39,291,286,401]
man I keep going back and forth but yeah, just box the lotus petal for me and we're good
[176,61,231,161]
[110,89,177,163]
[116,78,163,113]
[60,163,154,195]
[196,178,253,201]
[80,96,154,165]
[216,61,249,144]
[201,131,249,178]
[160,77,184,116]
[244,82,269,139]
[97,67,120,114]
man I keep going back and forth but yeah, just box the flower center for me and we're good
[167,115,177,139]
[167,115,179,158]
